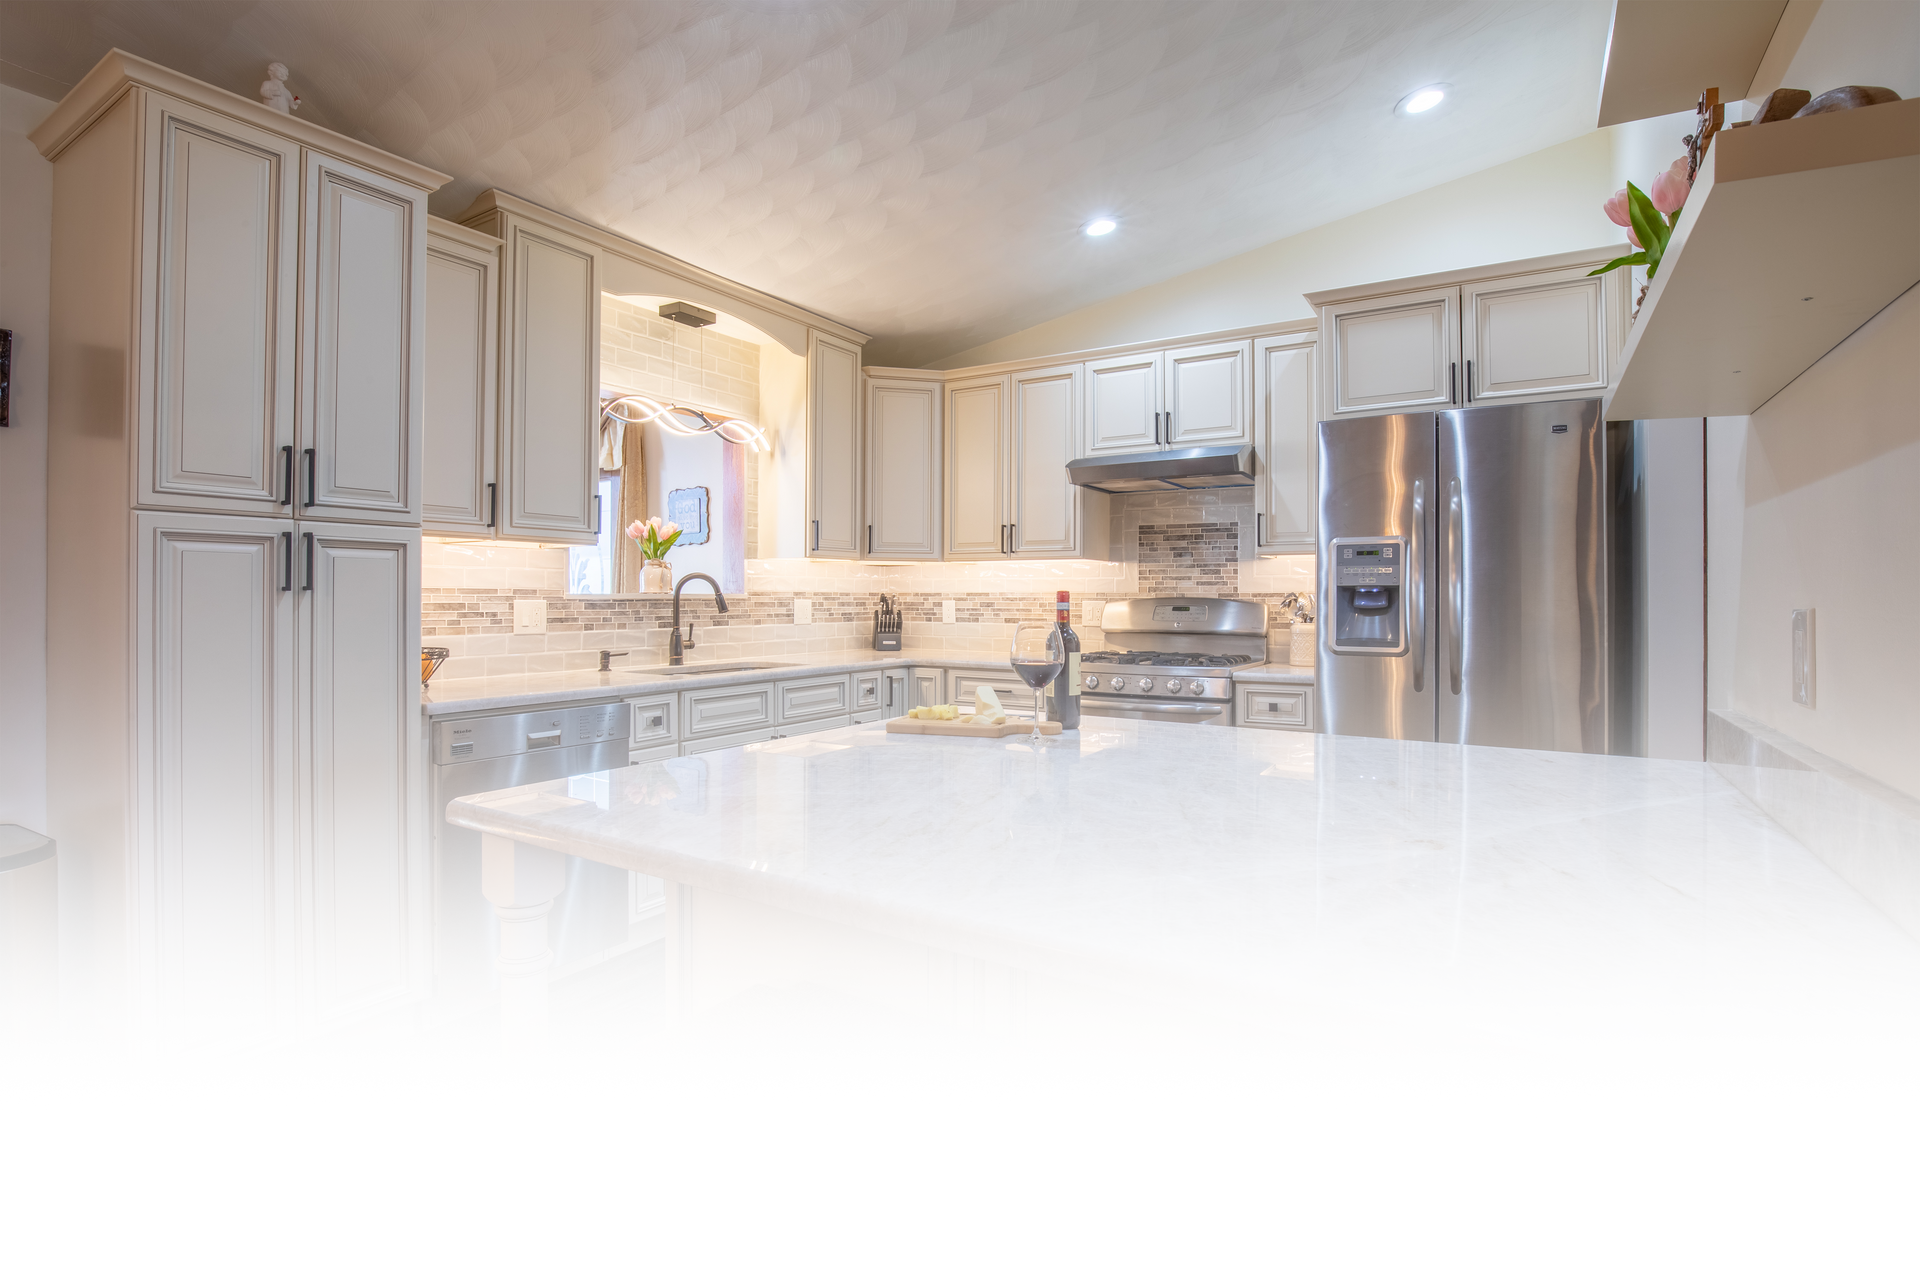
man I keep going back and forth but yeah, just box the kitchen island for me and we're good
[445,718,1920,1045]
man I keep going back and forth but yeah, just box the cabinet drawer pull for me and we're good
[303,447,316,508]
[1007,523,1015,554]
[486,481,496,528]
[280,445,293,506]
[812,519,820,551]
[1465,359,1473,403]
[280,531,292,591]
[302,531,314,592]
[1449,362,1456,404]
[867,524,872,555]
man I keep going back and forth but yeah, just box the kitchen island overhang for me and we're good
[445,717,1920,1174]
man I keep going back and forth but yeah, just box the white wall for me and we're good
[932,128,1634,370]
[1773,0,1920,101]
[1713,286,1920,797]
[1640,420,1705,762]
[0,84,53,833]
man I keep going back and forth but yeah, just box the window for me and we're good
[567,473,620,593]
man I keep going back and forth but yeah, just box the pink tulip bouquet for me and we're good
[628,516,682,561]
[1591,158,1692,280]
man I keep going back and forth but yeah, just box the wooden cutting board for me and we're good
[885,716,1062,738]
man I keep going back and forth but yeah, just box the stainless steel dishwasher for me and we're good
[430,701,633,1019]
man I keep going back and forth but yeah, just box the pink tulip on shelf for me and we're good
[1626,223,1642,249]
[1649,161,1690,214]
[1603,188,1632,227]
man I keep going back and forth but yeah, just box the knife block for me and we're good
[872,631,902,651]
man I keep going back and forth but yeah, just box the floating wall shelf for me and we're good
[1607,97,1920,421]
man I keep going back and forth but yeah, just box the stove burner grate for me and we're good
[1083,651,1256,668]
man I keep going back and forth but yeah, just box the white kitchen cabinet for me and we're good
[1010,363,1086,557]
[1084,352,1160,454]
[297,522,424,1020]
[1163,339,1252,446]
[1323,286,1460,417]
[946,367,1107,561]
[1237,684,1315,732]
[628,695,675,750]
[945,375,1009,559]
[1255,332,1318,553]
[808,331,863,558]
[853,673,884,714]
[422,219,501,535]
[776,675,852,724]
[908,668,945,709]
[138,94,301,516]
[682,682,776,739]
[298,151,426,525]
[864,377,940,559]
[137,512,298,1022]
[947,667,1028,713]
[1463,266,1611,403]
[459,193,602,544]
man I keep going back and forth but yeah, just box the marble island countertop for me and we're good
[421,648,1017,717]
[445,719,1920,1026]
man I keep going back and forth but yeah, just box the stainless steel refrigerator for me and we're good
[1315,398,1640,754]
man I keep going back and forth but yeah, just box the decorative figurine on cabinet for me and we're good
[260,63,300,113]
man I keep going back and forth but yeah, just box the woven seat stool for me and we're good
[495,990,1036,1266]
[1152,1105,1635,1274]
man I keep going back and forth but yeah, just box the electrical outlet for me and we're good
[513,599,547,634]
[1083,599,1102,625]
[794,598,813,625]
[1792,609,1814,707]
[941,600,956,625]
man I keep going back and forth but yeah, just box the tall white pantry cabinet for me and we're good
[32,52,447,1030]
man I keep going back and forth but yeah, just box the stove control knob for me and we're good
[1163,679,1183,695]
[1083,674,1099,690]
[1108,676,1126,691]
[1137,677,1155,693]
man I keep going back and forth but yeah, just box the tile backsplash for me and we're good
[423,490,1315,680]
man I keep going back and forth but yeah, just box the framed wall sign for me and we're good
[667,486,710,545]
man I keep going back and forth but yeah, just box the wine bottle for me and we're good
[1047,590,1081,729]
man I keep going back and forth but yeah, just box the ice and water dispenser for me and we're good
[1327,536,1407,654]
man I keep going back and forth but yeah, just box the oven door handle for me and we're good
[1081,696,1228,717]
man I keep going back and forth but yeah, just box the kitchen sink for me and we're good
[615,661,799,677]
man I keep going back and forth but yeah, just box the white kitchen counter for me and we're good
[1230,661,1316,684]
[420,648,1015,717]
[444,719,1920,1031]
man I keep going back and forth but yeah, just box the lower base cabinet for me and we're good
[1237,684,1315,732]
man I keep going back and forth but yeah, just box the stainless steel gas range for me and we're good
[1081,597,1269,726]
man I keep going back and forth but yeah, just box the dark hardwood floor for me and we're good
[131,936,664,1274]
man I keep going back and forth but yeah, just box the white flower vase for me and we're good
[1288,621,1317,668]
[641,559,672,594]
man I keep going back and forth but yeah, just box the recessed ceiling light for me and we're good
[1083,218,1117,237]
[1396,84,1449,116]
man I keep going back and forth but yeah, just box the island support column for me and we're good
[483,836,564,1105]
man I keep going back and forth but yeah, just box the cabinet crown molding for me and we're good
[453,188,873,349]
[1304,245,1631,309]
[868,317,1317,385]
[28,47,451,193]
[426,214,502,251]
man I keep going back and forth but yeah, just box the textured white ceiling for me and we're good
[0,1,1610,366]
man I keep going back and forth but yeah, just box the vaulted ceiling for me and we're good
[0,1,1610,365]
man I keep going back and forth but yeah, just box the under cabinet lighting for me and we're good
[1083,218,1117,237]
[1396,84,1448,116]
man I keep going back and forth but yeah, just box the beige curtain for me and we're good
[613,422,649,593]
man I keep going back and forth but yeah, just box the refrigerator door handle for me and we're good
[1447,476,1464,695]
[1409,479,1426,693]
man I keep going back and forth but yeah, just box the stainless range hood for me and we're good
[1066,445,1255,494]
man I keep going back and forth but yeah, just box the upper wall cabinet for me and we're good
[139,95,301,516]
[459,193,602,544]
[1081,339,1252,456]
[808,332,864,559]
[865,377,941,560]
[421,220,500,536]
[946,365,1107,561]
[1315,252,1629,419]
[298,151,426,525]
[1254,332,1318,553]
[945,375,1009,559]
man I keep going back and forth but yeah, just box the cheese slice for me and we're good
[975,685,1003,715]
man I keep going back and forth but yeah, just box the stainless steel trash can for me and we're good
[0,825,57,1174]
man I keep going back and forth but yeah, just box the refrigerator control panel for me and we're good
[1334,541,1403,587]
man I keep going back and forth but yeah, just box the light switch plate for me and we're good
[941,600,956,625]
[513,599,547,634]
[794,598,813,625]
[1084,599,1102,625]
[1792,609,1814,707]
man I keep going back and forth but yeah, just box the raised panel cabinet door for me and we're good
[808,332,863,558]
[1326,287,1459,416]
[1164,340,1252,446]
[1256,334,1318,552]
[682,683,775,738]
[1084,352,1161,455]
[297,522,423,1019]
[502,221,599,541]
[136,512,297,1023]
[865,379,940,559]
[422,225,500,534]
[945,375,1009,559]
[776,676,852,724]
[138,95,300,515]
[300,151,426,523]
[1010,363,1082,556]
[908,668,945,709]
[1463,269,1609,403]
